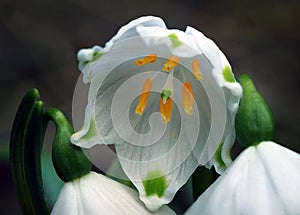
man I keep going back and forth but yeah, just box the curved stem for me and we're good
[43,108,91,182]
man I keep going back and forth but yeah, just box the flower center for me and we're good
[134,54,201,123]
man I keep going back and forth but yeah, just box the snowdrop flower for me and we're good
[185,141,300,215]
[71,16,242,210]
[51,171,175,215]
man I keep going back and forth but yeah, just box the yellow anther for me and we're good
[160,97,173,123]
[136,78,152,115]
[192,59,203,80]
[162,56,179,72]
[135,54,158,66]
[182,82,194,115]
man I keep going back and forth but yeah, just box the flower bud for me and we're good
[235,74,275,148]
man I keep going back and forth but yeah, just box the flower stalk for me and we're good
[43,108,92,182]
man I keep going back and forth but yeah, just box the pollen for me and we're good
[160,97,172,123]
[162,56,179,72]
[182,82,194,115]
[192,59,203,80]
[136,78,152,115]
[135,54,158,66]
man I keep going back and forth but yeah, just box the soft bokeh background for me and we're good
[1,0,300,214]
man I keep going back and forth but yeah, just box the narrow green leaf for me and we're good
[10,89,49,215]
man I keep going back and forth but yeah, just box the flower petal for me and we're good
[136,25,201,58]
[257,141,300,214]
[104,16,167,52]
[186,26,242,173]
[78,16,166,83]
[112,60,229,210]
[185,141,300,215]
[51,172,175,215]
[51,182,79,214]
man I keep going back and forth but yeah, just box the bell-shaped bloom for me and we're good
[71,16,242,210]
[51,171,175,215]
[185,141,300,215]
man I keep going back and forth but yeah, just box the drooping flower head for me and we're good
[71,16,242,210]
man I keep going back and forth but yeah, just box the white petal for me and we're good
[77,46,103,71]
[77,16,166,79]
[51,182,79,214]
[104,16,167,52]
[186,26,242,172]
[112,63,228,210]
[257,141,300,214]
[185,142,300,215]
[136,25,201,58]
[51,172,175,215]
[77,49,94,64]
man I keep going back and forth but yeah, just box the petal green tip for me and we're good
[142,170,168,198]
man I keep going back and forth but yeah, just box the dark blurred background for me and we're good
[1,0,300,214]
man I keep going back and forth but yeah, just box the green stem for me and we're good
[43,108,92,182]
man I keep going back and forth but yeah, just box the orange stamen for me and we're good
[182,82,194,115]
[160,97,173,123]
[135,54,158,66]
[192,59,203,80]
[136,78,152,115]
[162,56,179,72]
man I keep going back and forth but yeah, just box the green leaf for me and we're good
[10,89,49,215]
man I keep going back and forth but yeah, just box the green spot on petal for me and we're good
[81,118,98,141]
[92,52,103,62]
[142,170,167,198]
[223,66,235,83]
[214,142,226,169]
[168,33,183,48]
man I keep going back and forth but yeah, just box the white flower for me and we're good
[71,16,242,210]
[51,171,175,215]
[185,141,300,215]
